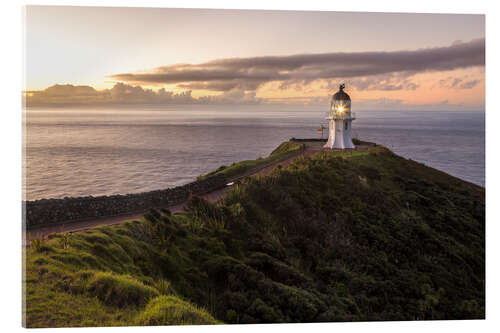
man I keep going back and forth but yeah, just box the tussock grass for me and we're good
[24,215,219,327]
[136,295,221,325]
[87,271,159,308]
[154,279,174,296]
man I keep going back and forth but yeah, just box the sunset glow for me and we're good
[24,6,485,110]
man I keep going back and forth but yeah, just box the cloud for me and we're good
[25,38,484,109]
[439,76,481,90]
[351,97,476,111]
[108,38,484,92]
[24,82,481,111]
[24,83,262,107]
[337,72,420,91]
[450,78,463,88]
[458,79,480,89]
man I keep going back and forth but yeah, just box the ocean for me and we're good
[23,106,485,201]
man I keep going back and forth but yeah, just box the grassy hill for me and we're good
[198,141,303,180]
[24,142,485,327]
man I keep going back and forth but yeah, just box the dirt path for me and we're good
[27,143,321,238]
[27,186,230,239]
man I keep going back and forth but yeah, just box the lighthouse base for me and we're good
[323,146,356,151]
[324,118,356,150]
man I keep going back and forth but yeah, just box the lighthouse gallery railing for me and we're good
[325,111,356,120]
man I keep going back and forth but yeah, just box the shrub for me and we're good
[155,279,174,295]
[28,234,43,253]
[161,208,172,216]
[247,298,281,323]
[56,233,72,249]
[225,309,238,323]
[359,166,381,181]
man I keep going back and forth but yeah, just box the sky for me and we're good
[24,6,485,110]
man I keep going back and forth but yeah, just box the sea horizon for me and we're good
[23,107,485,201]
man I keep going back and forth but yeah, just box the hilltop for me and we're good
[24,141,485,327]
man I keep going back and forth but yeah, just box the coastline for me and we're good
[25,139,484,237]
[24,140,307,232]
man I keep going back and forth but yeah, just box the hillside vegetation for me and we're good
[24,142,484,327]
[198,141,303,179]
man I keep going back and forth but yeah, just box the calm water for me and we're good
[23,107,485,200]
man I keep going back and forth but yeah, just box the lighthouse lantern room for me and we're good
[324,84,356,150]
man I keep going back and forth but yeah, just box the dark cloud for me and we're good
[108,38,484,91]
[458,79,480,89]
[24,83,262,107]
[439,76,481,90]
[450,78,463,88]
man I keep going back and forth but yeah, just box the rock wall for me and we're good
[290,137,375,146]
[24,174,228,228]
[290,138,327,142]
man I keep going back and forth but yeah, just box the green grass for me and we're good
[25,142,484,326]
[24,219,220,327]
[87,271,159,308]
[198,141,303,180]
[136,295,221,325]
[24,278,136,327]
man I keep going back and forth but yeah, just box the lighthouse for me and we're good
[324,84,356,150]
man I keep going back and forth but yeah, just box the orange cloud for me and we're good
[24,83,262,107]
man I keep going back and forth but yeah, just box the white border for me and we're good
[2,1,498,332]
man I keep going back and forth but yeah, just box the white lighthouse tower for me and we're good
[324,84,356,149]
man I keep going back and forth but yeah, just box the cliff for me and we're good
[24,142,485,327]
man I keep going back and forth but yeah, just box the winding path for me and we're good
[27,142,324,238]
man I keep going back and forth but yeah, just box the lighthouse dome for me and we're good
[332,84,350,101]
[330,83,351,112]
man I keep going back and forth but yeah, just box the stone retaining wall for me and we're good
[23,173,228,228]
[290,138,327,142]
[290,137,376,146]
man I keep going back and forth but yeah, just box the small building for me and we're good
[324,84,356,149]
